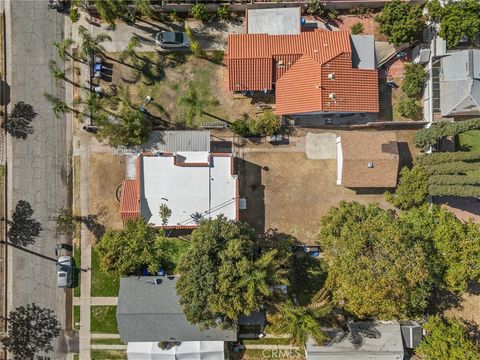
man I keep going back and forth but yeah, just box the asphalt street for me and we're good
[5,1,69,358]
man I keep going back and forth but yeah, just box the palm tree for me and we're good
[81,92,105,120]
[43,93,71,118]
[53,38,75,60]
[92,0,119,26]
[132,0,153,18]
[119,36,141,64]
[48,60,71,84]
[77,25,112,62]
[179,83,218,126]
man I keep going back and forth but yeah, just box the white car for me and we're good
[57,256,73,288]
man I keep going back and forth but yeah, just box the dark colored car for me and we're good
[155,31,191,49]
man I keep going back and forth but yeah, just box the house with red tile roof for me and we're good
[227,30,379,117]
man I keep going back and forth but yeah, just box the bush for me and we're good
[401,63,428,98]
[216,5,230,20]
[429,174,480,186]
[397,97,421,119]
[416,151,480,166]
[385,165,429,209]
[185,27,205,58]
[248,110,281,137]
[425,161,479,175]
[413,118,480,150]
[305,0,338,19]
[69,8,80,23]
[231,119,250,137]
[350,22,364,35]
[190,2,209,21]
[375,0,425,45]
[429,184,480,197]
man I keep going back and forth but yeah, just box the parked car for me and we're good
[155,32,190,49]
[57,256,73,288]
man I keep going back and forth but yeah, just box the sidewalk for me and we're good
[74,297,117,306]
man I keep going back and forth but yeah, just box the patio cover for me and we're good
[127,341,224,360]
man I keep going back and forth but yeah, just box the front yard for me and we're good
[91,247,120,297]
[91,306,119,334]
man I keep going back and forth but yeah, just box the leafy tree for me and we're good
[429,184,480,197]
[375,0,425,45]
[318,202,434,319]
[385,165,429,209]
[6,200,42,247]
[159,203,172,226]
[48,60,71,84]
[350,22,364,35]
[43,93,71,118]
[416,151,480,166]
[96,218,169,276]
[81,92,105,122]
[248,110,281,137]
[416,316,480,359]
[1,303,61,360]
[119,36,141,64]
[185,28,205,58]
[401,63,428,98]
[96,107,152,147]
[77,25,112,62]
[231,118,250,137]
[55,208,82,238]
[425,161,479,175]
[413,118,480,150]
[2,101,37,140]
[429,174,480,186]
[176,216,286,328]
[305,0,339,20]
[92,0,122,26]
[53,38,75,60]
[190,2,209,21]
[397,96,421,119]
[217,5,230,20]
[427,0,480,48]
[132,0,154,18]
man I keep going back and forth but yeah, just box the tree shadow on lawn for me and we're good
[289,252,327,306]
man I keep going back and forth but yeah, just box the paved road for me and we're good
[5,1,69,359]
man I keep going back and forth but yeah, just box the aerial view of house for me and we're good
[2,0,480,360]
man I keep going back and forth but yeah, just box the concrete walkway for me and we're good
[91,333,121,339]
[74,297,118,306]
[91,344,128,350]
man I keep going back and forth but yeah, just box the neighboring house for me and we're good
[306,323,405,360]
[439,49,480,117]
[227,30,379,117]
[336,131,399,188]
[119,131,238,228]
[118,276,265,359]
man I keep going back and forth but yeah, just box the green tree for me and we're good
[55,208,82,238]
[1,304,61,360]
[429,184,480,197]
[96,107,152,147]
[247,110,281,137]
[416,151,480,166]
[48,60,72,85]
[78,25,112,61]
[216,5,230,20]
[231,118,250,137]
[397,96,422,119]
[427,0,480,48]
[119,36,141,64]
[416,316,480,360]
[132,0,154,18]
[375,0,425,46]
[350,22,364,35]
[318,202,434,319]
[53,38,75,60]
[92,0,123,26]
[96,218,169,276]
[159,203,172,226]
[185,28,205,58]
[176,216,285,328]
[401,63,428,98]
[413,118,480,150]
[429,174,480,186]
[43,92,71,118]
[385,165,429,209]
[190,2,209,21]
[425,161,479,175]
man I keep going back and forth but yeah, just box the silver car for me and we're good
[155,31,191,49]
[57,255,73,288]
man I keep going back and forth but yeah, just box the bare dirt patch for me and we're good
[89,154,125,232]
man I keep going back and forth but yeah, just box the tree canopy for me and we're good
[402,63,428,98]
[96,218,173,276]
[1,303,61,360]
[176,216,287,328]
[318,201,480,319]
[416,316,480,360]
[375,0,425,46]
[427,0,480,48]
[385,165,429,210]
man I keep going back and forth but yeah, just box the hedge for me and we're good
[429,175,480,186]
[429,185,480,197]
[425,161,479,175]
[416,151,480,166]
[413,118,480,150]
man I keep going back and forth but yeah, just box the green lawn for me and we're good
[91,247,120,297]
[73,244,81,297]
[457,130,480,152]
[289,254,327,306]
[91,338,125,345]
[74,354,79,360]
[91,350,127,359]
[73,305,80,331]
[91,306,118,334]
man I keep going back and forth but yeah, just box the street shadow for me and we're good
[81,215,106,240]
[2,101,38,140]
[6,200,42,247]
[236,158,265,233]
[0,80,11,106]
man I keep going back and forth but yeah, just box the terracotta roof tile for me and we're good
[120,180,140,221]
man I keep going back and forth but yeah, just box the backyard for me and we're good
[457,130,480,152]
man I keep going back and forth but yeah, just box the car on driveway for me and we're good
[155,31,191,49]
[57,256,73,288]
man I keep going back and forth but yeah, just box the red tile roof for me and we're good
[120,180,140,221]
[227,30,379,115]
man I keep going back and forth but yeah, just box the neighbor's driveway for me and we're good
[86,17,245,53]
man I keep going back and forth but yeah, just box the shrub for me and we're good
[350,22,364,35]
[416,151,480,166]
[397,97,421,119]
[385,165,429,209]
[185,27,205,58]
[216,5,229,20]
[231,119,250,137]
[429,184,480,197]
[190,2,209,21]
[247,110,281,137]
[69,7,80,22]
[168,10,180,23]
[401,63,428,98]
[413,118,480,150]
[425,161,479,175]
[429,174,480,186]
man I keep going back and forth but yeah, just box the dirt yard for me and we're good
[89,154,126,232]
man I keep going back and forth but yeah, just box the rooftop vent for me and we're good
[313,49,319,53]
[328,92,336,100]
[277,59,285,67]
[368,162,374,168]
[328,73,335,80]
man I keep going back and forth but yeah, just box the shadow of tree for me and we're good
[6,200,42,247]
[2,102,37,140]
[428,287,464,314]
[81,215,106,240]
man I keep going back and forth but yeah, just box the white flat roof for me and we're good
[247,8,300,35]
[139,153,237,227]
